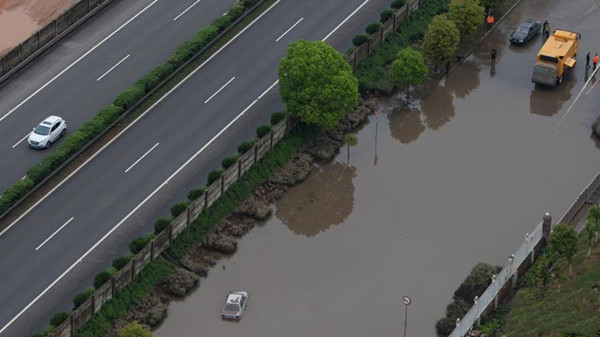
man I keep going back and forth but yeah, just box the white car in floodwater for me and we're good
[221,291,248,320]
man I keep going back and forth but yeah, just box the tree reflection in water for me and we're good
[276,162,356,237]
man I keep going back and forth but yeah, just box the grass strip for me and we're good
[73,259,174,337]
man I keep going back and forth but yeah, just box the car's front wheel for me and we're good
[44,141,51,149]
[61,129,66,137]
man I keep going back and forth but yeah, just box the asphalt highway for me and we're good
[0,0,392,335]
[0,0,237,192]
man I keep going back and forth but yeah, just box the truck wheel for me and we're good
[557,75,563,85]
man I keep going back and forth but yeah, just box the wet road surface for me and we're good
[155,0,600,336]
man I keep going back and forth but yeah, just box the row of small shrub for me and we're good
[0,0,259,217]
[351,0,408,47]
[36,120,309,337]
[353,0,449,92]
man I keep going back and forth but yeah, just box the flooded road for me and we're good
[156,0,600,336]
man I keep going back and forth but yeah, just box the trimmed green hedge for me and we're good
[94,267,116,289]
[73,287,94,308]
[237,139,256,154]
[222,155,240,169]
[366,22,382,35]
[188,187,206,201]
[129,233,155,254]
[73,260,173,337]
[154,216,173,234]
[112,253,133,270]
[207,169,224,185]
[256,125,272,138]
[352,34,370,46]
[380,9,395,22]
[50,311,71,327]
[270,111,286,125]
[170,201,190,217]
[392,0,407,9]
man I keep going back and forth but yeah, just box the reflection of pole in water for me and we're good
[374,111,379,166]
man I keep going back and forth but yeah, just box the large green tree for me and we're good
[449,0,485,37]
[390,47,428,100]
[422,15,460,71]
[278,40,358,130]
[548,224,578,275]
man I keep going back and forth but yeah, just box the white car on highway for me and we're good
[28,116,67,149]
[221,291,248,320]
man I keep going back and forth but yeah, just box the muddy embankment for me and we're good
[103,98,376,335]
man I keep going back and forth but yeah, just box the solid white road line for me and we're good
[96,54,131,81]
[173,0,201,21]
[12,132,31,148]
[0,0,159,123]
[35,217,74,251]
[125,142,159,173]
[0,0,373,332]
[322,0,370,42]
[204,77,236,103]
[276,17,303,42]
[554,65,600,131]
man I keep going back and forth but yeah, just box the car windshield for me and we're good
[224,304,239,313]
[34,125,51,135]
[517,26,529,33]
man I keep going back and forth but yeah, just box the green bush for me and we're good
[171,201,190,217]
[352,34,370,46]
[112,253,134,270]
[227,4,245,20]
[0,177,36,214]
[256,125,272,138]
[113,83,146,110]
[237,139,256,154]
[365,22,382,35]
[239,0,259,9]
[154,216,173,234]
[356,0,450,93]
[94,267,116,289]
[73,287,94,308]
[391,0,407,9]
[188,187,206,201]
[207,169,224,185]
[137,63,174,93]
[50,311,71,327]
[270,111,286,125]
[166,25,219,68]
[212,15,232,32]
[129,233,155,254]
[380,9,395,22]
[71,260,173,337]
[222,155,240,169]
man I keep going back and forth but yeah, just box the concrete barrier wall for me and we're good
[450,169,600,337]
[0,0,116,85]
[49,118,292,337]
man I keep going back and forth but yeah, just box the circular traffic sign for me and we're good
[403,296,412,305]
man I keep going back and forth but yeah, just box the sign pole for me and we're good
[402,296,411,337]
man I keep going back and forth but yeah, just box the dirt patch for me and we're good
[0,0,78,55]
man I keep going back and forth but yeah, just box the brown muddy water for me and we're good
[156,0,600,336]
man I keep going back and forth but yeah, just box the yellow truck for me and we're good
[531,30,579,86]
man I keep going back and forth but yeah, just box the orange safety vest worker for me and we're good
[486,15,495,25]
[594,55,599,64]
